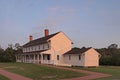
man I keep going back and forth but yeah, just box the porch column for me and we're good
[25,55,26,63]
[21,55,23,62]
[33,54,35,63]
[41,54,43,64]
[15,55,17,62]
[28,55,30,63]
[37,54,39,64]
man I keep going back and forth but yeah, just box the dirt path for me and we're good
[40,64,111,80]
[0,68,32,80]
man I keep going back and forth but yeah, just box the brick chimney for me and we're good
[29,35,33,41]
[45,29,49,37]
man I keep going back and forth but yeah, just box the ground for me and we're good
[0,63,119,80]
[0,63,86,80]
[72,66,120,80]
[0,74,10,80]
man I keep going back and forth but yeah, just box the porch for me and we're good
[16,53,54,65]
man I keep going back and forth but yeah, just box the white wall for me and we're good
[50,32,72,65]
[84,48,99,67]
[64,54,85,66]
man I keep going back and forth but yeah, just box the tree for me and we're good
[97,43,120,66]
[0,47,5,62]
[0,43,22,62]
[15,43,21,50]
[108,44,118,49]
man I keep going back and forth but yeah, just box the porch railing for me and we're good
[42,60,54,64]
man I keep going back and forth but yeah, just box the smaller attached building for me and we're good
[64,47,100,67]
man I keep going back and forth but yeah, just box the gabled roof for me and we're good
[23,32,60,47]
[64,47,91,55]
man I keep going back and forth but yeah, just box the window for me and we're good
[34,47,36,51]
[25,48,26,52]
[43,55,45,60]
[57,55,59,60]
[43,44,44,50]
[79,55,81,60]
[23,48,25,52]
[69,55,71,60]
[39,45,40,50]
[47,54,50,60]
[35,54,37,60]
[31,47,33,51]
[28,47,30,52]
[48,44,49,49]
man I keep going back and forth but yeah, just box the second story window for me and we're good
[32,47,33,51]
[39,45,40,50]
[48,44,49,49]
[28,47,30,52]
[35,47,36,51]
[43,44,44,50]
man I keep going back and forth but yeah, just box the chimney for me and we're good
[29,35,33,41]
[45,29,49,37]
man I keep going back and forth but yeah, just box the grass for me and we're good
[0,63,86,80]
[0,75,10,80]
[72,66,120,80]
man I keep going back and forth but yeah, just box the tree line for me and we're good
[96,44,120,66]
[0,43,22,62]
[0,43,120,66]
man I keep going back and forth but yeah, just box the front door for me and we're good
[47,54,50,60]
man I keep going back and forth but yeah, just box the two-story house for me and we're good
[16,29,73,66]
[16,29,100,67]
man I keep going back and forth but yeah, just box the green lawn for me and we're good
[72,66,120,80]
[0,63,86,80]
[0,75,10,80]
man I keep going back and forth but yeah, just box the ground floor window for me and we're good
[47,54,50,60]
[79,55,81,60]
[57,55,59,60]
[69,55,71,60]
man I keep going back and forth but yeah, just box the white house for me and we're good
[16,29,100,67]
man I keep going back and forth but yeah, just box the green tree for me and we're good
[0,43,22,62]
[108,44,118,49]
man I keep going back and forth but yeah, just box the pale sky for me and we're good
[0,0,120,49]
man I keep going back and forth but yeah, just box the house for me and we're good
[16,29,100,67]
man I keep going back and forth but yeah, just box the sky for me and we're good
[0,0,120,49]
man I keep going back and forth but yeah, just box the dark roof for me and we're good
[23,32,60,47]
[64,47,91,55]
